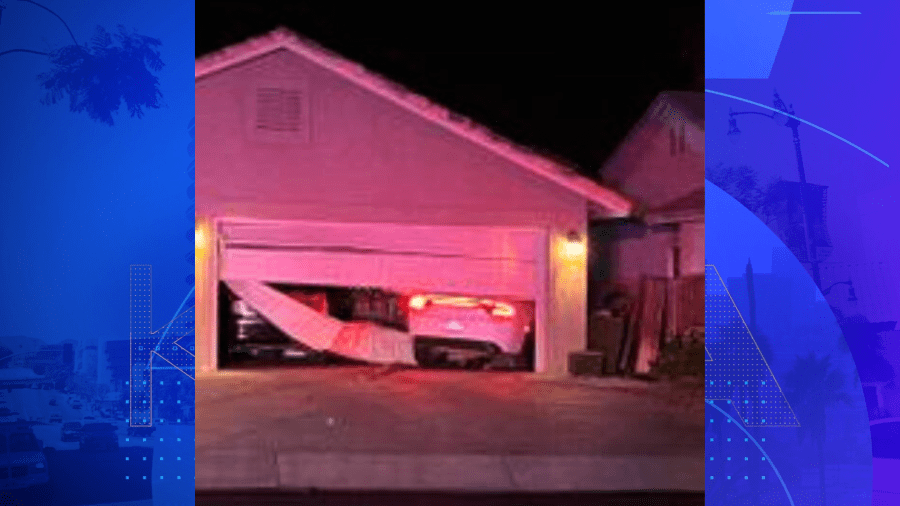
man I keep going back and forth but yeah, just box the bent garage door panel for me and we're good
[224,279,418,364]
[219,221,544,300]
[222,248,536,299]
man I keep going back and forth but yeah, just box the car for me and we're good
[126,426,156,438]
[404,292,533,368]
[871,417,900,504]
[48,413,62,424]
[79,423,118,452]
[228,296,325,361]
[60,422,82,442]
[71,402,82,410]
[0,409,20,424]
[47,399,56,406]
[0,421,50,497]
[82,416,96,423]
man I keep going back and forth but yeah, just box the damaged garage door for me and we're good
[225,279,418,365]
[215,220,547,370]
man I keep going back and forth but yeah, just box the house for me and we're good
[194,28,634,375]
[587,92,704,373]
[590,91,704,306]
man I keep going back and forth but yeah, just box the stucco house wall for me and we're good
[195,41,621,374]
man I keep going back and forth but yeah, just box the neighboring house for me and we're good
[865,329,900,419]
[194,28,633,375]
[588,91,705,373]
[590,91,704,334]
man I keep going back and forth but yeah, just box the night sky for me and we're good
[197,1,704,177]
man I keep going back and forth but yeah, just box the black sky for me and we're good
[197,2,704,177]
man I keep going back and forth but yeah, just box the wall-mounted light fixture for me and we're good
[563,230,586,258]
[195,221,209,255]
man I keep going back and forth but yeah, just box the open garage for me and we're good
[195,28,633,375]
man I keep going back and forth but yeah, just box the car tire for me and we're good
[465,357,490,370]
[487,354,518,370]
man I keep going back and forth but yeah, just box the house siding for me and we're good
[196,49,592,374]
[602,113,704,209]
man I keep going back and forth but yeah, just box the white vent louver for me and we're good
[256,87,303,133]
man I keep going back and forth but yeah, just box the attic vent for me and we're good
[256,87,302,132]
[249,80,310,143]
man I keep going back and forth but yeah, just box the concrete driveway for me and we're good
[197,366,704,492]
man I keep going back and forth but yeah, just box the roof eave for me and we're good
[644,210,704,226]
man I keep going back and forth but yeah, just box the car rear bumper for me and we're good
[0,472,49,490]
[409,324,522,354]
[413,336,502,362]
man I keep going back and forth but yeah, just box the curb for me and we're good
[197,451,704,492]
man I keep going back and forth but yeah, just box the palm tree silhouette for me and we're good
[0,1,164,125]
[783,353,852,506]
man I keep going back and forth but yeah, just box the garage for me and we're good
[214,219,544,369]
[195,28,634,375]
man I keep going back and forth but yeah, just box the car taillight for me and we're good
[490,302,515,317]
[409,295,428,310]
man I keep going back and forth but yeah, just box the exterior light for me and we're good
[564,231,586,258]
[195,226,207,251]
[772,91,792,127]
[727,117,741,144]
[822,279,857,303]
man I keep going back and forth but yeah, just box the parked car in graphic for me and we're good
[0,422,50,498]
[0,409,20,424]
[71,401,82,410]
[126,426,156,438]
[404,293,533,369]
[60,422,82,442]
[79,423,118,452]
[47,398,56,406]
[871,417,900,504]
[48,413,62,424]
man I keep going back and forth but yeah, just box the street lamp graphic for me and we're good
[822,279,858,303]
[727,90,824,289]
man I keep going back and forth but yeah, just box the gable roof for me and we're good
[196,27,634,218]
[598,90,704,180]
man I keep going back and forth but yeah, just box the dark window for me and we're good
[669,127,676,156]
[862,386,879,417]
[9,433,39,452]
[672,246,682,278]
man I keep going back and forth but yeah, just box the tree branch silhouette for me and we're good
[16,0,79,45]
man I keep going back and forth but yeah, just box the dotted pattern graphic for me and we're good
[152,306,195,379]
[130,265,154,426]
[705,402,796,506]
[705,265,800,427]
